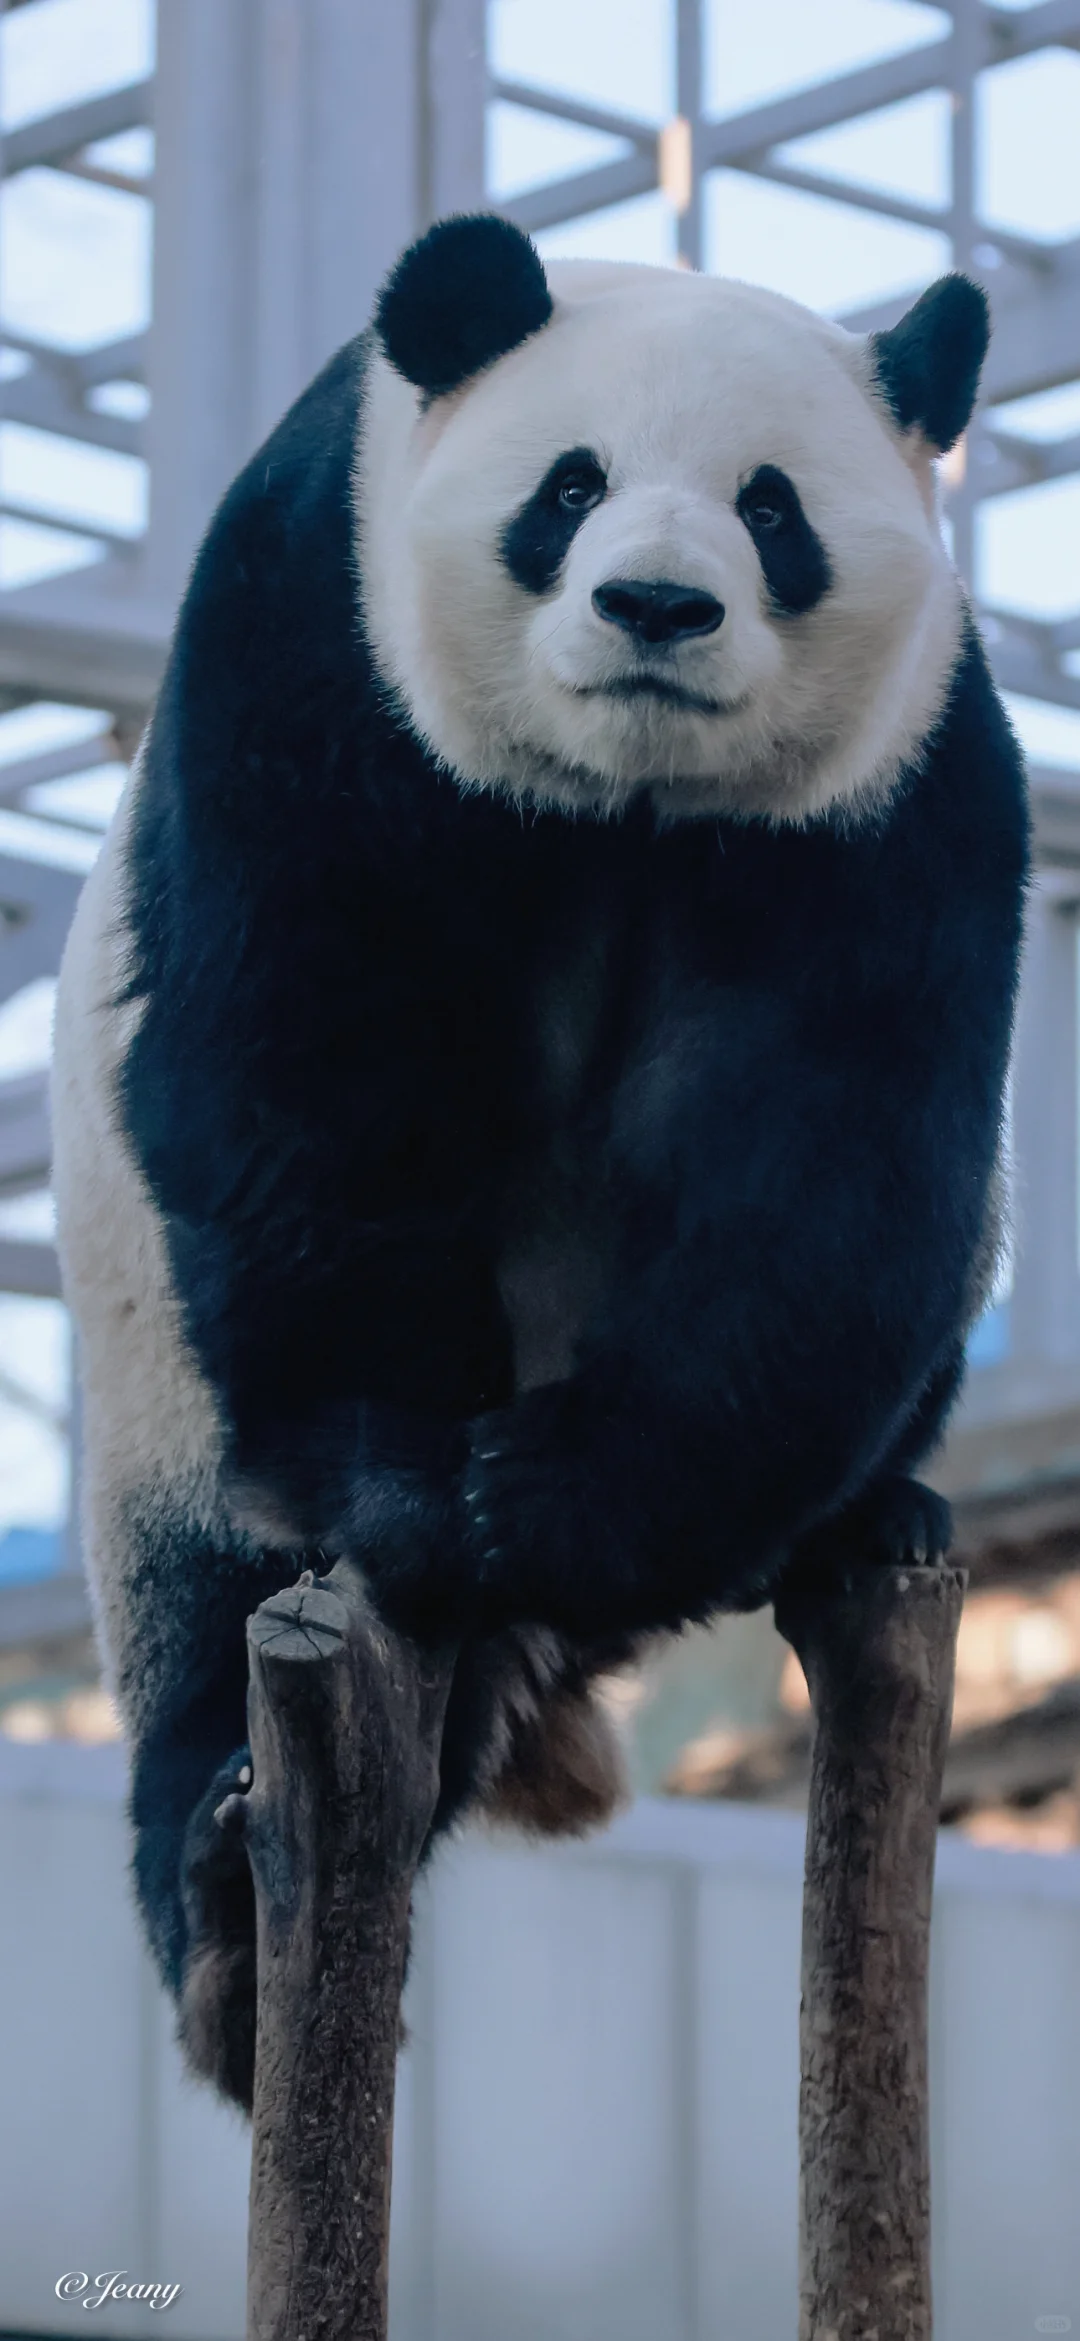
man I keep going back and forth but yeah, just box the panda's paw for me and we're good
[786,1473,953,1596]
[847,1473,953,1571]
[180,1748,255,1941]
[213,1755,253,1836]
[179,1749,257,2113]
[460,1386,579,1610]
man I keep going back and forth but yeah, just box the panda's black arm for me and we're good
[161,1198,505,1577]
[444,1030,994,1641]
[413,635,1030,1643]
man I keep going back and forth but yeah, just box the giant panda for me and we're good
[51,214,1028,2111]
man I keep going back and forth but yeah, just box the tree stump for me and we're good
[234,1563,453,2341]
[777,1562,966,2341]
[231,1546,960,2339]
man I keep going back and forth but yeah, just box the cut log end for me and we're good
[248,1582,348,1666]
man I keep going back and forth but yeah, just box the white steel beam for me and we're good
[489,78,658,153]
[984,0,1080,52]
[841,239,1080,406]
[990,634,1080,713]
[980,427,1080,500]
[0,495,136,553]
[1031,772,1080,862]
[426,0,487,218]
[3,331,146,388]
[0,1073,52,1195]
[1,77,153,175]
[738,153,1048,276]
[0,853,84,999]
[1008,877,1080,1375]
[676,0,705,269]
[0,333,147,461]
[502,152,657,236]
[0,366,141,458]
[0,733,117,812]
[0,1238,61,1298]
[701,41,955,172]
[0,576,167,717]
[58,155,152,198]
[144,0,481,610]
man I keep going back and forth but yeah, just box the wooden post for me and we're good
[776,1562,966,2341]
[232,1562,453,2341]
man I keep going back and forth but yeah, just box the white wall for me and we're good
[2,1744,1079,2341]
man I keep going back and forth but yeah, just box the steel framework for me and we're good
[1,0,1079,1639]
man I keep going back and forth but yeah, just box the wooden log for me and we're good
[776,1561,966,2341]
[233,1563,453,2341]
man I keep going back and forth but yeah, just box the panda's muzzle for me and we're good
[592,578,725,645]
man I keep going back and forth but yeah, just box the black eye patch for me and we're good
[735,464,832,618]
[500,448,607,595]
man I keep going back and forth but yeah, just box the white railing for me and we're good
[2,1742,1079,2341]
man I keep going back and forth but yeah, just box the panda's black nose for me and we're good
[592,578,725,645]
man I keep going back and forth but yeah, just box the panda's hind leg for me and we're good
[177,1750,258,2113]
[119,1513,294,2113]
[433,1627,635,1845]
[165,1619,633,2113]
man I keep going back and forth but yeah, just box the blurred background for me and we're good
[1,4,1080,2336]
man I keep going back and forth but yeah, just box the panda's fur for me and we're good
[51,217,1028,2110]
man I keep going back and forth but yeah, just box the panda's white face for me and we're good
[357,260,962,824]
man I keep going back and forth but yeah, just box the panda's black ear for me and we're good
[375,214,553,399]
[869,274,990,454]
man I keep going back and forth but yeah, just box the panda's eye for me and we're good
[557,469,605,513]
[737,475,790,534]
[501,450,608,594]
[735,463,833,618]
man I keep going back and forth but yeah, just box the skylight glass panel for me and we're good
[705,173,949,315]
[0,0,154,132]
[774,89,950,211]
[1,170,152,351]
[490,0,672,122]
[977,52,1080,242]
[705,0,948,119]
[488,104,632,202]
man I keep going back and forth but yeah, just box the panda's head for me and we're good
[358,214,988,824]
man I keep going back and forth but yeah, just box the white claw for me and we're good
[238,1764,253,1787]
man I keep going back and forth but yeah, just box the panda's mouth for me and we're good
[576,675,749,717]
